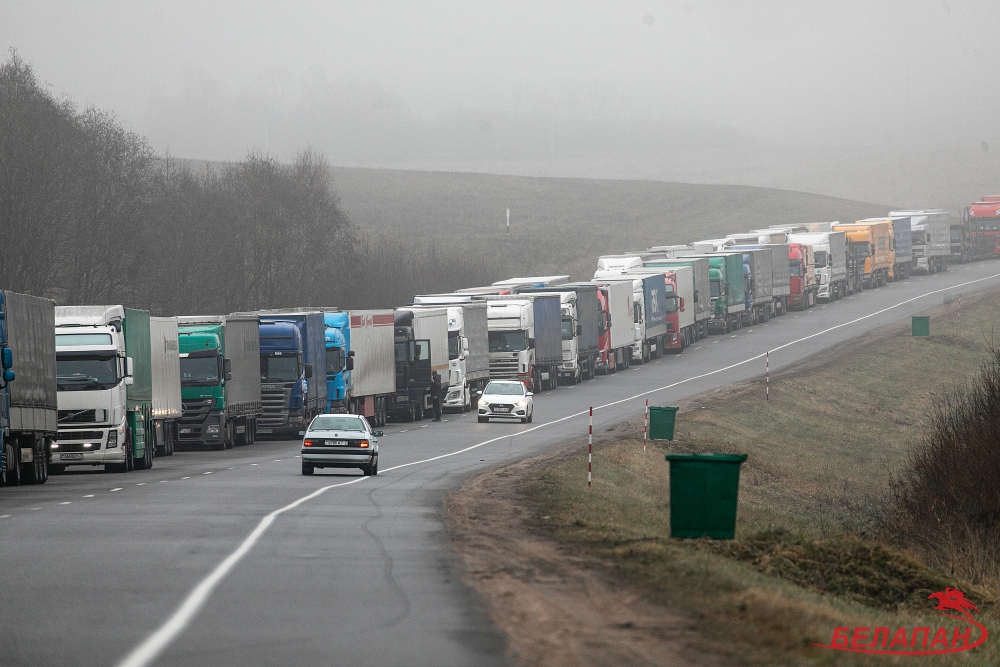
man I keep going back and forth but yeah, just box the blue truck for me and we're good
[0,290,57,485]
[254,311,328,437]
[323,311,352,413]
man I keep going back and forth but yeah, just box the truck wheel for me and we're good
[22,436,45,484]
[126,434,135,471]
[1,442,20,486]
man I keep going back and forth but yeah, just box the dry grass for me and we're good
[523,289,1000,665]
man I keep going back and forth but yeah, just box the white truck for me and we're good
[408,299,490,412]
[895,209,951,274]
[591,271,668,363]
[54,306,154,473]
[149,316,182,457]
[344,310,396,426]
[588,279,634,372]
[517,284,602,383]
[483,294,562,392]
[787,232,848,301]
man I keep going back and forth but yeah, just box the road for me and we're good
[3,263,1000,667]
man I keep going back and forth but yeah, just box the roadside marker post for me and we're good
[766,351,769,401]
[643,399,649,452]
[588,406,593,488]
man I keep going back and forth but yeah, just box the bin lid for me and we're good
[665,453,748,463]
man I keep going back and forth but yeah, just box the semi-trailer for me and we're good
[787,232,848,301]
[336,309,396,425]
[642,257,712,339]
[404,302,489,411]
[963,197,1000,259]
[593,271,668,362]
[833,222,892,288]
[888,216,913,280]
[251,311,327,436]
[893,210,951,274]
[620,268,693,351]
[483,294,562,391]
[149,316,182,457]
[518,284,602,383]
[681,253,746,333]
[727,244,791,315]
[0,290,56,485]
[177,314,263,448]
[785,243,818,308]
[587,279,634,372]
[54,306,154,472]
[392,307,450,421]
[726,247,774,323]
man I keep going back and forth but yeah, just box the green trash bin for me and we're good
[665,453,748,539]
[912,316,930,337]
[649,406,679,440]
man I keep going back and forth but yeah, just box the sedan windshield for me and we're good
[310,416,365,432]
[56,353,118,391]
[485,382,524,396]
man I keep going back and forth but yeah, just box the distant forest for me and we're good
[0,53,501,314]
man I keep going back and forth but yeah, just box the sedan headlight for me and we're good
[514,400,526,407]
[478,398,488,407]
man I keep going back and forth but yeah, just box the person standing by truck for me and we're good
[431,372,443,421]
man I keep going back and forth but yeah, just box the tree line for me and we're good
[0,52,500,314]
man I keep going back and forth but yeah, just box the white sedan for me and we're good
[477,380,534,424]
[300,414,380,476]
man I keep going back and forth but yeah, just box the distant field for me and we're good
[329,167,891,282]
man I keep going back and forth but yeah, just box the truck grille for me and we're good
[58,430,103,441]
[58,409,100,424]
[181,402,213,424]
[489,358,520,380]
[261,385,293,427]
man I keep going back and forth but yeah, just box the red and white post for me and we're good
[588,406,593,488]
[766,351,770,402]
[643,399,649,452]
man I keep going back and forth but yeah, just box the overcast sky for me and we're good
[3,0,998,163]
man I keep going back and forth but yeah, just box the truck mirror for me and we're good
[126,357,134,377]
[3,369,14,383]
[576,324,583,336]
[304,363,313,379]
[679,297,686,312]
[693,290,699,303]
[349,350,356,357]
[224,358,233,381]
[1,347,12,369]
[345,357,355,371]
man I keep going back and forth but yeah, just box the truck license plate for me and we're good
[61,453,84,461]
[257,428,273,434]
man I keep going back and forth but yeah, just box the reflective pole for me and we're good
[587,406,593,488]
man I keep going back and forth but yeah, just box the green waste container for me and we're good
[912,316,930,337]
[649,406,679,440]
[665,453,748,539]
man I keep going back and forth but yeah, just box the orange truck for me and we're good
[832,221,892,289]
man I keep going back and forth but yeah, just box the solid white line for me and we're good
[115,269,1000,667]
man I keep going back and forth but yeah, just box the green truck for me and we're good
[681,253,746,334]
[54,306,156,472]
[177,315,262,450]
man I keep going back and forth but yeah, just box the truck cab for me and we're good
[786,243,818,308]
[392,313,432,421]
[177,325,228,448]
[323,311,353,413]
[54,307,139,472]
[258,320,312,433]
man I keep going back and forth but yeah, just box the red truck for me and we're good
[965,196,1000,259]
[787,243,818,309]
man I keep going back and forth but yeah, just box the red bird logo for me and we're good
[928,587,980,618]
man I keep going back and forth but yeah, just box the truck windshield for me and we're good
[814,251,827,268]
[180,355,220,386]
[489,331,526,352]
[665,296,678,314]
[448,332,460,360]
[261,355,299,382]
[560,317,575,341]
[56,353,118,391]
[326,347,344,376]
[710,280,721,298]
[788,260,801,277]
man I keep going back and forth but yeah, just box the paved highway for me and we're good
[3,263,1000,667]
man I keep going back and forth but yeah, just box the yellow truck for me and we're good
[832,221,893,289]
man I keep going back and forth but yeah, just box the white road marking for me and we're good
[181,477,190,479]
[203,472,212,475]
[227,467,236,470]
[116,268,1000,667]
[159,480,167,483]
[250,464,258,467]
[0,515,9,518]
[137,483,146,486]
[110,488,122,492]
[30,507,40,510]
[82,495,94,498]
[59,502,71,505]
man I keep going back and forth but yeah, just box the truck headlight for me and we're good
[107,429,118,448]
[206,425,220,435]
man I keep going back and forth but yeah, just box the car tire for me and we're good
[362,462,373,476]
[527,411,533,423]
[302,462,314,476]
[372,458,378,476]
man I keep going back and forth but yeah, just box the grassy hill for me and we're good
[329,167,891,282]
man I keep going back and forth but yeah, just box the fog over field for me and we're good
[3,1,998,207]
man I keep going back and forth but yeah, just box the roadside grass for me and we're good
[525,289,1000,665]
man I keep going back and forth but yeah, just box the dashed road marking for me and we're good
[59,501,71,505]
[0,514,10,518]
[137,482,146,486]
[181,477,190,480]
[82,494,94,498]
[203,472,212,475]
[110,488,123,492]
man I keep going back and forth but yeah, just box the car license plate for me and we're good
[257,428,273,434]
[61,453,84,461]
[179,428,192,434]
[494,407,510,413]
[324,439,348,446]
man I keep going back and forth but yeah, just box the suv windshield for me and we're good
[56,353,118,391]
[489,331,526,352]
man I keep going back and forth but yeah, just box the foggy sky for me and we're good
[3,0,998,165]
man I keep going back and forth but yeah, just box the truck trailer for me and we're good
[642,257,712,339]
[342,310,396,425]
[149,316,182,457]
[483,294,562,392]
[0,290,56,485]
[392,307,449,421]
[518,284,602,383]
[177,314,263,448]
[893,210,951,274]
[681,253,746,333]
[587,279,634,372]
[787,232,848,301]
[833,221,892,288]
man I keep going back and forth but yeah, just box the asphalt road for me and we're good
[3,262,1000,667]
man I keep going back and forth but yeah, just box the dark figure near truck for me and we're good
[431,373,443,421]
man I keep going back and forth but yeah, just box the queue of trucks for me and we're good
[2,200,999,486]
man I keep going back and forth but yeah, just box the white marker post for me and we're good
[766,350,770,401]
[587,406,593,488]
[643,399,648,452]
